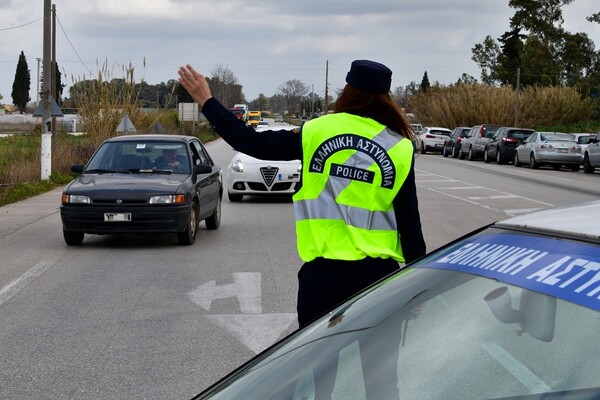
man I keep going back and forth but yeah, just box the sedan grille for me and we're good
[260,167,279,187]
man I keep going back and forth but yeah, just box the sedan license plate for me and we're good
[104,213,132,222]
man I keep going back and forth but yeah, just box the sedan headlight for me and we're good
[297,163,302,173]
[232,158,244,173]
[62,194,91,204]
[149,194,186,204]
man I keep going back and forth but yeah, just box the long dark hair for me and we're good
[334,85,416,141]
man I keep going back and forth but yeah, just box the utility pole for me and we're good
[36,57,41,104]
[51,3,57,135]
[324,60,329,113]
[41,0,52,180]
[514,68,521,128]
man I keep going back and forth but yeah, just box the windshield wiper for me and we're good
[149,169,173,174]
[85,168,117,174]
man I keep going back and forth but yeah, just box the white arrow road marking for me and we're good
[207,314,298,354]
[188,272,262,314]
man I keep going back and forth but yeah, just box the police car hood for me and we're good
[495,200,600,243]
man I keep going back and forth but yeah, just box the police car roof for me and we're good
[495,200,600,244]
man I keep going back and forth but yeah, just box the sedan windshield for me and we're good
[85,141,190,174]
[195,227,600,400]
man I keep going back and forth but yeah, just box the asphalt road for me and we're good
[0,136,599,399]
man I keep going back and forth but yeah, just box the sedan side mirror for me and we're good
[71,164,85,173]
[195,165,213,174]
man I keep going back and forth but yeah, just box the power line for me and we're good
[55,12,92,75]
[0,16,43,31]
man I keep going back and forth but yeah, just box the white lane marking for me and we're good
[442,186,484,190]
[481,342,551,393]
[208,314,297,354]
[467,194,520,200]
[0,259,57,306]
[415,169,554,216]
[505,208,544,215]
[188,272,262,314]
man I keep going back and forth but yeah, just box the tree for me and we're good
[495,27,526,87]
[520,34,561,86]
[509,0,573,44]
[560,32,596,87]
[277,79,308,116]
[420,72,431,93]
[255,93,270,111]
[11,51,31,113]
[54,62,65,106]
[587,12,600,24]
[471,35,501,85]
[455,74,478,85]
[207,64,244,108]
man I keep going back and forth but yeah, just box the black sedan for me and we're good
[60,134,222,246]
[192,200,600,400]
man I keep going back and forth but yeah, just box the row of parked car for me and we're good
[417,124,600,173]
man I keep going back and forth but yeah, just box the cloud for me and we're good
[0,0,598,104]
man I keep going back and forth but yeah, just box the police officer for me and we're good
[178,60,426,328]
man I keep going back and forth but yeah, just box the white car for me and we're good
[227,126,301,202]
[570,133,595,160]
[418,127,452,154]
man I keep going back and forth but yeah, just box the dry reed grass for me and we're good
[408,84,594,129]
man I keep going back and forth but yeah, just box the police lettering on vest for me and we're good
[308,134,396,188]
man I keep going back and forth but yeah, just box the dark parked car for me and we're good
[60,134,222,246]
[192,200,600,400]
[484,127,534,164]
[459,124,501,161]
[442,126,471,158]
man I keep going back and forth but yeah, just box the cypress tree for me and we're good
[11,51,31,113]
[420,71,431,93]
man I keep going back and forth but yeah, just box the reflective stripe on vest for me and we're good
[293,113,413,262]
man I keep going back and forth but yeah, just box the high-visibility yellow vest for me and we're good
[293,113,414,262]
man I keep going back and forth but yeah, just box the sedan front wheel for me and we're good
[178,203,198,245]
[205,197,221,230]
[63,229,84,246]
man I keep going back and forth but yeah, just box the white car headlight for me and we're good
[297,163,302,173]
[232,158,244,173]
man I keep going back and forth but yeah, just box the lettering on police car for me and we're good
[309,134,395,188]
[422,233,600,311]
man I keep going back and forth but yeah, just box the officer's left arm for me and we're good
[394,158,426,263]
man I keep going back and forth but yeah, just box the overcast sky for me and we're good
[1,0,599,106]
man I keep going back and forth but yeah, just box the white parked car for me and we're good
[570,133,595,160]
[227,126,301,202]
[418,127,452,154]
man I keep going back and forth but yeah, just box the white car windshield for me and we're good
[195,227,600,400]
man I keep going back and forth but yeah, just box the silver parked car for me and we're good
[192,200,600,400]
[514,131,582,171]
[582,131,600,174]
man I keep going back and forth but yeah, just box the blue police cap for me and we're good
[345,60,392,94]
